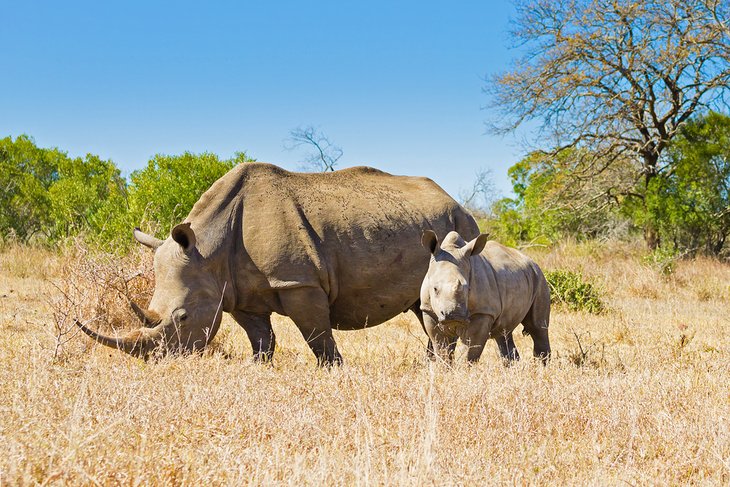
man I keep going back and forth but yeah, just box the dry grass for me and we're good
[1,241,729,485]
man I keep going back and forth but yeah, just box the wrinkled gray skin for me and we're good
[420,230,551,364]
[76,163,478,365]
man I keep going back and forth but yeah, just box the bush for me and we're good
[642,246,680,276]
[89,151,254,252]
[0,135,255,251]
[0,135,125,244]
[545,269,605,314]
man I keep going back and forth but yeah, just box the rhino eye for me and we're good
[433,287,439,295]
[174,310,188,322]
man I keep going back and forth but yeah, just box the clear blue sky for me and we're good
[1,1,525,199]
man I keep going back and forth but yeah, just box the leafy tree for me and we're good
[489,149,632,245]
[0,135,60,241]
[0,136,255,251]
[0,135,124,244]
[488,0,730,247]
[644,112,730,255]
[48,154,126,239]
[110,151,254,243]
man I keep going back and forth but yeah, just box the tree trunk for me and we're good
[644,223,660,250]
[642,154,660,250]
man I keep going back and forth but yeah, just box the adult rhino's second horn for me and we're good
[74,320,165,358]
[129,300,162,327]
[133,228,163,249]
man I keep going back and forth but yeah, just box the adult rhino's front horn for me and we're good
[75,301,166,357]
[74,318,167,358]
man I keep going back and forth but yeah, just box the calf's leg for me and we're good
[462,315,493,363]
[521,288,551,364]
[422,313,457,363]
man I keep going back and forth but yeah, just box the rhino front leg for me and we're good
[462,315,493,363]
[231,311,276,363]
[280,287,342,366]
[422,312,457,363]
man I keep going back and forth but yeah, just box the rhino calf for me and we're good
[420,230,551,363]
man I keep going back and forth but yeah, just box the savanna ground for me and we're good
[0,240,729,485]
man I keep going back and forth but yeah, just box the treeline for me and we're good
[484,111,730,258]
[3,111,729,259]
[0,135,252,252]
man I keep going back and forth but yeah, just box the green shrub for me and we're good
[91,151,254,252]
[545,269,605,314]
[0,135,255,252]
[0,135,125,244]
[642,246,680,276]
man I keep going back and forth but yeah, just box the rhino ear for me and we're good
[468,234,489,256]
[421,230,440,255]
[171,222,196,251]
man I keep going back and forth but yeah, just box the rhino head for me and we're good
[76,223,226,358]
[420,230,489,326]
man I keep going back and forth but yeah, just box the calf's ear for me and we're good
[468,234,489,256]
[171,222,197,251]
[421,230,440,255]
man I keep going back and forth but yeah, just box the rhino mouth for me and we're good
[437,318,470,337]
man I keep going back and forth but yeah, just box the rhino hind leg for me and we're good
[521,290,551,364]
[280,287,342,366]
[231,311,276,363]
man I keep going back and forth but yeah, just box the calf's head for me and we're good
[420,230,489,325]
[76,223,225,358]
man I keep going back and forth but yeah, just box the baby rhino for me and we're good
[420,230,551,363]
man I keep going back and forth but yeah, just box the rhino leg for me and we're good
[522,289,551,364]
[409,301,435,360]
[462,315,493,363]
[422,313,457,363]
[231,311,276,363]
[495,331,520,362]
[280,287,342,366]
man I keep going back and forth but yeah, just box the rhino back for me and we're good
[469,241,545,333]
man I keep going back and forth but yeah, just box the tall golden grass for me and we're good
[0,240,728,484]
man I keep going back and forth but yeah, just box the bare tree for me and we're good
[285,126,343,172]
[487,0,730,246]
[459,168,496,217]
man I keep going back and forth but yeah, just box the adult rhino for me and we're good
[76,163,478,365]
[420,230,551,364]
